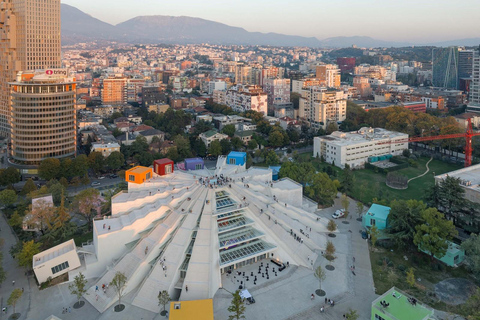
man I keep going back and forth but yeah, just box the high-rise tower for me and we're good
[0,0,61,137]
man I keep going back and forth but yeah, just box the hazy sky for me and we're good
[62,0,480,43]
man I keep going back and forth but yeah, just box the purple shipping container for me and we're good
[184,158,204,171]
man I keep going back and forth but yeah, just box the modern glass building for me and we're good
[432,47,459,89]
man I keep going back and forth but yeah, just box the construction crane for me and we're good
[377,118,480,167]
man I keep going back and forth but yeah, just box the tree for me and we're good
[388,200,426,248]
[222,124,236,137]
[174,135,192,160]
[53,191,71,231]
[247,139,258,150]
[71,188,104,230]
[326,122,338,134]
[48,182,66,206]
[265,150,279,166]
[406,268,415,288]
[304,172,337,207]
[208,140,222,157]
[268,130,284,148]
[110,271,127,308]
[88,151,105,174]
[327,220,337,234]
[21,179,37,195]
[38,158,61,181]
[462,233,480,277]
[341,165,355,194]
[157,290,171,313]
[341,194,350,219]
[463,288,480,320]
[356,202,364,219]
[436,176,467,224]
[106,151,125,171]
[314,266,326,291]
[220,139,232,155]
[0,167,21,186]
[227,290,246,320]
[414,208,457,261]
[370,225,379,248]
[325,241,336,258]
[17,240,41,270]
[69,272,88,307]
[0,189,17,208]
[231,137,243,150]
[71,154,89,177]
[26,198,55,232]
[345,309,359,320]
[8,211,23,229]
[7,289,22,315]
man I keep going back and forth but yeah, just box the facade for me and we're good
[371,287,434,320]
[262,78,291,115]
[101,77,127,104]
[142,85,166,106]
[313,128,408,169]
[148,104,170,114]
[126,166,153,184]
[91,142,121,158]
[362,204,391,230]
[467,48,480,113]
[10,70,77,164]
[299,87,346,129]
[212,90,227,105]
[154,158,174,175]
[33,239,81,284]
[434,164,480,204]
[0,0,62,137]
[292,78,325,94]
[315,64,341,88]
[458,49,474,79]
[208,80,227,94]
[273,102,295,119]
[400,102,427,113]
[432,47,459,89]
[336,57,356,73]
[225,85,268,114]
[418,241,465,267]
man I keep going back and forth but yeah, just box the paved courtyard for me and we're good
[0,195,377,320]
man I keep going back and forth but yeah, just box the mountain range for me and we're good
[61,4,480,48]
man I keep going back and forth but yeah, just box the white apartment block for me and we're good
[225,85,268,114]
[467,48,480,113]
[313,128,408,169]
[208,80,227,94]
[212,89,227,105]
[262,78,291,114]
[299,87,347,129]
[292,78,325,94]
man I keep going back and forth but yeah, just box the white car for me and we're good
[332,209,345,219]
[98,176,105,180]
[91,182,101,187]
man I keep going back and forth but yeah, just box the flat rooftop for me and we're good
[127,166,152,174]
[33,239,76,267]
[435,163,480,192]
[373,287,434,320]
[317,127,408,147]
[169,299,214,320]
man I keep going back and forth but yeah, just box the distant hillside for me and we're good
[318,36,411,48]
[61,4,321,47]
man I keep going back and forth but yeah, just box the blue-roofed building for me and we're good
[362,204,391,230]
[226,151,246,166]
[269,166,281,181]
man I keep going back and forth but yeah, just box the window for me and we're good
[166,164,172,174]
[370,219,376,226]
[229,158,236,165]
[195,164,202,170]
[146,173,151,180]
[51,261,69,274]
[128,174,135,181]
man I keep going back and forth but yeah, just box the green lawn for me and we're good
[350,158,461,205]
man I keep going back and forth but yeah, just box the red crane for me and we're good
[377,118,480,167]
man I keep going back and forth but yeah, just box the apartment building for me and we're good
[467,47,480,113]
[102,77,127,104]
[315,64,341,88]
[292,78,326,94]
[299,87,346,129]
[225,85,268,114]
[262,78,291,115]
[313,128,408,169]
[208,80,227,94]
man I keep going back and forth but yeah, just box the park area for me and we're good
[295,153,462,205]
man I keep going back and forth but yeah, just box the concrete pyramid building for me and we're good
[64,153,327,313]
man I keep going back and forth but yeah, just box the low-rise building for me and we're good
[91,142,121,158]
[313,128,408,169]
[199,130,229,148]
[148,104,170,114]
[371,287,435,320]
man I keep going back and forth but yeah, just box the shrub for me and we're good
[397,264,406,272]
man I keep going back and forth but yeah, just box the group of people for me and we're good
[290,229,304,244]
[380,300,391,308]
[62,307,71,314]
[95,283,109,294]
[102,223,111,231]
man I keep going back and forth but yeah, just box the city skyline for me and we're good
[62,0,480,43]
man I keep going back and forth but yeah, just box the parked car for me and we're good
[332,209,346,219]
[109,174,118,179]
[361,230,368,239]
[91,182,101,187]
[98,176,105,180]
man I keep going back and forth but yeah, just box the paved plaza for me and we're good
[1,194,378,320]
